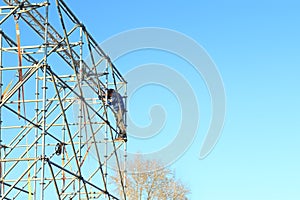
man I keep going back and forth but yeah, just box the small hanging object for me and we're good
[55,142,63,156]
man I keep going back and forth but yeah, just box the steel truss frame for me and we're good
[0,0,127,199]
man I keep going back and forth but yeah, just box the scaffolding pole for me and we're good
[0,0,127,199]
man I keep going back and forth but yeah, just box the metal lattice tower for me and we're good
[0,0,127,199]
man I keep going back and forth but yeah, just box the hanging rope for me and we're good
[80,103,90,167]
[14,14,26,119]
[61,144,66,189]
[63,145,75,189]
[64,146,76,191]
[62,146,66,188]
[80,144,92,167]
[64,145,74,170]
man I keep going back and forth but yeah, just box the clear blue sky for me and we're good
[68,1,300,199]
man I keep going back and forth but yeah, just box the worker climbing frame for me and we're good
[0,0,127,200]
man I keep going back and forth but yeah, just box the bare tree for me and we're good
[111,155,190,200]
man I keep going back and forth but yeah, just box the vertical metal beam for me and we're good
[0,28,3,198]
[123,83,128,197]
[40,1,50,199]
[104,53,109,199]
[78,25,83,200]
[34,66,39,200]
[61,87,66,192]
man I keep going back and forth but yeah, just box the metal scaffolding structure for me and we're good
[0,0,127,199]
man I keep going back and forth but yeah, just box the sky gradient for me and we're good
[67,1,300,199]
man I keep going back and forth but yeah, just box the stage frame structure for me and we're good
[0,0,127,199]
